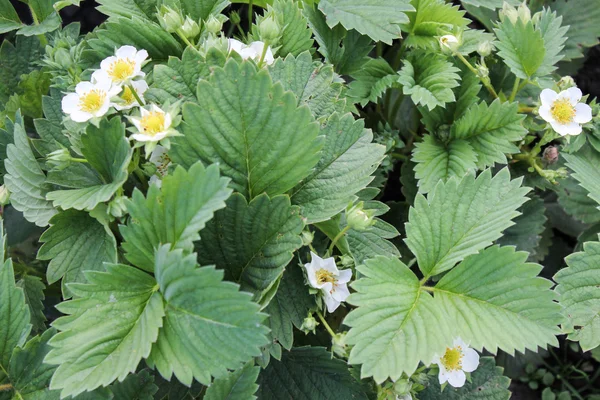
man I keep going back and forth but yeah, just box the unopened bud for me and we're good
[229,11,241,25]
[301,229,314,246]
[0,185,10,206]
[558,76,576,89]
[158,6,183,33]
[181,16,200,39]
[476,63,490,78]
[108,196,128,218]
[501,1,531,24]
[477,40,493,57]
[259,15,280,43]
[393,379,411,396]
[543,146,559,164]
[439,35,460,54]
[340,254,354,268]
[47,148,73,170]
[346,201,375,231]
[332,332,348,358]
[300,315,318,334]
[205,14,223,34]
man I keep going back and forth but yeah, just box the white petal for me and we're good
[149,175,162,188]
[164,112,172,129]
[100,56,117,72]
[134,49,149,65]
[461,348,480,372]
[75,81,95,95]
[150,104,164,113]
[150,145,168,164]
[108,86,123,98]
[551,120,582,136]
[263,48,275,65]
[131,132,158,142]
[321,256,339,274]
[538,105,554,123]
[91,69,111,85]
[93,101,111,117]
[228,38,245,54]
[304,261,319,289]
[239,47,258,60]
[132,79,149,93]
[539,88,558,107]
[337,268,353,284]
[152,131,169,141]
[331,282,350,302]
[116,45,138,59]
[446,370,466,388]
[561,87,583,105]
[574,103,593,124]
[453,337,468,348]
[438,369,449,385]
[130,117,143,132]
[61,93,80,114]
[70,110,93,122]
[323,291,341,313]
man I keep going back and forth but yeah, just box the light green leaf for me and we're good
[494,18,545,79]
[197,193,304,298]
[19,0,54,21]
[397,52,461,111]
[554,241,600,351]
[121,162,231,272]
[412,134,477,194]
[174,0,229,21]
[0,0,23,34]
[172,60,322,199]
[17,12,61,36]
[434,246,561,354]
[318,0,413,44]
[563,146,600,208]
[148,246,269,386]
[37,209,117,297]
[344,256,451,383]
[46,264,165,398]
[204,363,260,400]
[345,223,401,266]
[405,168,531,277]
[256,347,368,399]
[46,117,132,211]
[550,0,600,61]
[557,173,600,224]
[291,113,385,223]
[460,0,519,9]
[16,70,50,119]
[261,0,313,57]
[4,120,57,227]
[16,275,46,332]
[109,369,158,400]
[450,100,527,168]
[96,0,159,21]
[347,58,400,106]
[535,7,568,77]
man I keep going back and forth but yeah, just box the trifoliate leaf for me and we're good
[4,120,56,227]
[450,100,527,168]
[268,52,346,121]
[172,60,322,199]
[16,275,46,332]
[400,0,469,49]
[405,168,531,277]
[554,241,600,351]
[204,363,260,400]
[291,113,385,223]
[318,0,412,44]
[557,173,600,224]
[121,162,231,272]
[148,246,269,386]
[419,357,511,400]
[434,246,561,355]
[0,35,42,104]
[344,256,451,383]
[262,0,314,57]
[95,0,159,21]
[37,209,117,298]
[46,264,165,398]
[494,18,546,79]
[397,52,461,111]
[536,8,568,77]
[109,369,158,400]
[563,146,600,209]
[46,118,132,211]
[412,134,477,194]
[256,347,369,399]
[550,0,600,61]
[197,193,304,299]
[347,58,400,106]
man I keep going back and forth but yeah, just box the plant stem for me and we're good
[328,225,351,255]
[28,5,48,46]
[70,157,88,163]
[455,52,498,99]
[248,0,254,27]
[175,29,195,49]
[134,168,148,188]
[128,84,145,106]
[258,40,270,67]
[509,77,520,102]
[316,310,337,338]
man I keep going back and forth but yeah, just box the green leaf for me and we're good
[397,52,461,111]
[419,357,511,400]
[405,168,531,277]
[46,117,132,211]
[347,58,400,106]
[264,0,313,57]
[19,0,54,21]
[535,8,568,77]
[148,246,269,386]
[434,246,561,354]
[460,0,519,9]
[197,193,304,298]
[412,134,477,194]
[494,18,545,79]
[175,0,229,21]
[344,256,451,383]
[4,120,57,227]
[291,113,385,223]
[563,147,600,208]
[16,275,46,332]
[45,264,165,398]
[550,0,600,61]
[34,95,71,151]
[318,0,413,44]
[17,12,62,37]
[0,0,23,34]
[96,0,160,21]
[109,369,158,400]
[172,60,322,199]
[557,173,600,224]
[204,363,260,400]
[256,347,368,399]
[37,209,118,297]
[450,100,527,168]
[16,70,51,119]
[0,36,42,104]
[121,162,231,272]
[345,221,401,265]
[400,0,469,49]
[554,241,600,351]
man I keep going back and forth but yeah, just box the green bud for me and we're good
[558,75,576,89]
[108,196,128,218]
[476,63,490,78]
[205,14,223,34]
[181,16,200,38]
[259,15,281,42]
[47,148,73,170]
[0,185,10,206]
[346,201,375,231]
[340,254,354,268]
[331,332,348,358]
[301,229,314,246]
[393,379,411,395]
[158,6,183,33]
[500,1,531,24]
[300,315,318,334]
[477,40,493,57]
[439,34,460,54]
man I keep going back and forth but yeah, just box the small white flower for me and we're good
[61,75,121,122]
[100,45,148,86]
[539,87,593,136]
[227,39,275,65]
[129,104,173,142]
[304,252,352,313]
[148,145,171,188]
[113,80,149,111]
[439,35,459,52]
[432,338,480,388]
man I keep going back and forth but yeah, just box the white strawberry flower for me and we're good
[100,45,148,86]
[61,73,121,122]
[113,80,149,111]
[432,338,480,388]
[539,87,593,136]
[148,145,171,188]
[129,104,174,143]
[304,252,352,313]
[227,38,275,65]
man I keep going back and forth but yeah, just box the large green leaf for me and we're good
[37,210,118,297]
[434,246,561,355]
[4,120,56,227]
[563,146,600,208]
[197,193,303,298]
[344,256,451,383]
[256,347,368,399]
[405,168,530,277]
[33,95,71,153]
[172,60,322,199]
[290,113,385,223]
[318,0,413,44]
[96,0,160,21]
[554,241,600,351]
[204,363,260,400]
[535,8,568,77]
[0,1,22,34]
[148,247,269,386]
[347,58,401,106]
[496,195,547,260]
[109,369,158,400]
[121,162,231,272]
[0,36,42,104]
[174,0,229,21]
[16,275,46,332]
[494,18,545,79]
[557,173,600,224]
[550,0,600,61]
[259,0,313,57]
[46,264,165,398]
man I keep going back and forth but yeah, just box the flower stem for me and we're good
[316,310,336,338]
[175,29,195,49]
[509,77,520,102]
[70,157,88,163]
[328,225,351,255]
[455,52,498,99]
[258,40,270,68]
[28,4,48,46]
[248,0,254,26]
[128,84,145,106]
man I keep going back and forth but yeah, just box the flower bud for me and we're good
[301,229,314,246]
[476,63,490,78]
[205,14,223,34]
[439,34,460,54]
[500,1,531,24]
[346,201,375,231]
[393,379,411,396]
[47,148,73,170]
[332,332,348,358]
[543,146,559,164]
[300,315,318,334]
[108,196,128,218]
[229,10,241,25]
[158,6,183,33]
[517,2,532,23]
[259,15,281,43]
[181,16,200,38]
[0,185,10,206]
[477,40,494,57]
[340,254,354,268]
[558,76,576,90]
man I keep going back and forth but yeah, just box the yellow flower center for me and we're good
[441,346,463,371]
[79,89,106,113]
[140,111,166,136]
[108,58,136,82]
[316,269,335,285]
[121,86,136,105]
[550,98,575,124]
